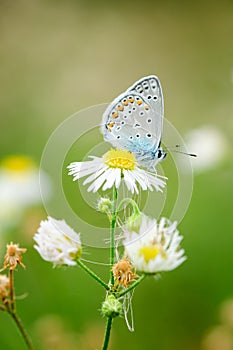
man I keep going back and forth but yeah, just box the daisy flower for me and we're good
[123,214,186,273]
[34,217,82,266]
[0,154,51,234]
[67,149,166,194]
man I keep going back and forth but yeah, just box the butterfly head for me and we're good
[154,147,167,161]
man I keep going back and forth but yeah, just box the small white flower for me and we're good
[34,217,82,266]
[123,215,186,273]
[184,125,228,173]
[67,149,166,194]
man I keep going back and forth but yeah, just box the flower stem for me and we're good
[118,274,146,298]
[77,259,109,290]
[9,269,15,312]
[110,186,118,285]
[7,269,35,350]
[101,316,113,350]
[10,312,35,350]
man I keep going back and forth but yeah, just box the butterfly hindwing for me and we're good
[102,91,160,157]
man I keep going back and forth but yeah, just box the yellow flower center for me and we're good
[1,155,36,172]
[104,149,136,170]
[139,245,166,263]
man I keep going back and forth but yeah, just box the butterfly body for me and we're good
[101,75,166,171]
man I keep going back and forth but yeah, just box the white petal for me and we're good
[87,167,112,192]
[123,170,139,194]
[83,165,108,185]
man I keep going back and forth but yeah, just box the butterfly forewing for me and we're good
[101,75,164,165]
[127,75,164,146]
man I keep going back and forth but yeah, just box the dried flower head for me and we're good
[0,274,10,299]
[3,242,27,270]
[112,257,137,288]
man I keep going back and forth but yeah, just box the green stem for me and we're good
[77,260,109,290]
[10,311,35,350]
[101,316,113,350]
[110,186,118,285]
[118,274,146,298]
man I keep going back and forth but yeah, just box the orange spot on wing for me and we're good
[144,105,150,110]
[122,100,129,106]
[112,112,118,118]
[136,100,143,105]
[117,105,124,111]
[129,98,134,103]
[107,122,114,131]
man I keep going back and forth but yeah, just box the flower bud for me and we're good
[101,294,123,318]
[97,197,112,214]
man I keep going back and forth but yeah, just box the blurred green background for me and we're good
[0,0,233,349]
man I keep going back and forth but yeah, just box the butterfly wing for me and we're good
[127,75,164,148]
[101,91,159,158]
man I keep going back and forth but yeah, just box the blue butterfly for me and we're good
[101,75,166,171]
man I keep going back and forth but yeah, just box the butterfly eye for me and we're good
[156,148,166,159]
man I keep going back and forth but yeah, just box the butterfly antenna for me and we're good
[164,144,197,157]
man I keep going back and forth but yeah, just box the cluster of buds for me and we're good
[101,294,123,318]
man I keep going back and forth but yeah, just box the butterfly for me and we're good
[101,75,166,171]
